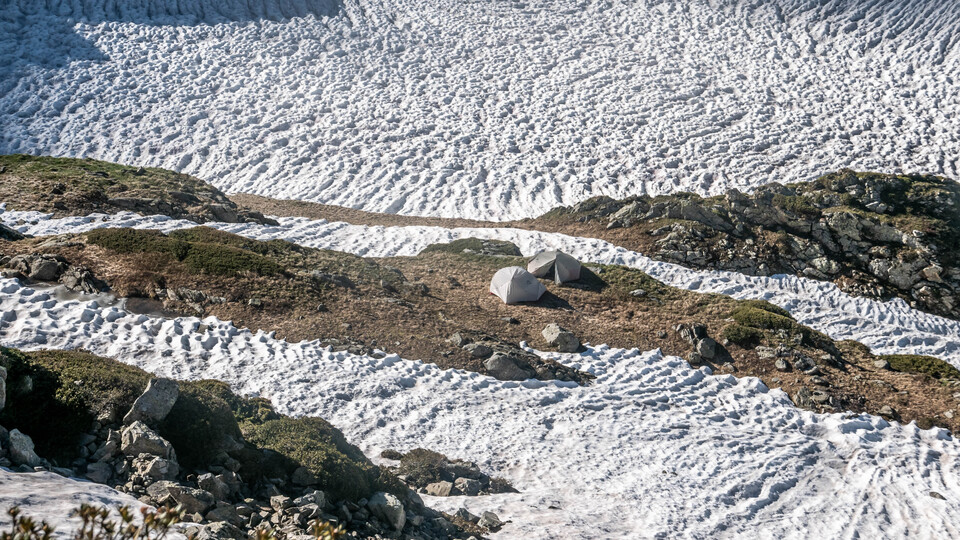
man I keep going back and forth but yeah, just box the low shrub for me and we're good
[883,354,960,380]
[721,324,764,347]
[729,306,796,332]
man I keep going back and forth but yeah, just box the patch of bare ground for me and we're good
[2,231,959,432]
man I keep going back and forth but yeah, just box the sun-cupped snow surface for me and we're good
[0,469,152,538]
[2,0,960,219]
[5,208,960,367]
[0,279,958,539]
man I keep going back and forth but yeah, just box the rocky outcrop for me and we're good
[0,253,105,293]
[546,170,960,320]
[448,330,593,384]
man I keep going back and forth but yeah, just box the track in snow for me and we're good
[5,208,960,368]
[2,0,959,219]
[0,278,958,539]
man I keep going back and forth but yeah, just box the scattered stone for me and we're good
[132,455,179,481]
[270,495,293,512]
[542,323,579,353]
[198,473,231,500]
[930,491,947,501]
[0,366,6,411]
[774,358,791,372]
[123,378,179,426]
[501,317,519,324]
[695,337,717,360]
[629,289,647,297]
[810,376,829,386]
[756,346,777,359]
[454,508,479,524]
[194,521,245,540]
[367,492,405,531]
[879,405,897,418]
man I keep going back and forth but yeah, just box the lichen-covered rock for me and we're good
[121,421,175,460]
[8,429,42,467]
[124,378,179,426]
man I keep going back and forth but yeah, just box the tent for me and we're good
[527,250,582,284]
[490,266,546,304]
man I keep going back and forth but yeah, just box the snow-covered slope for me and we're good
[6,208,960,367]
[3,0,959,219]
[1,279,958,538]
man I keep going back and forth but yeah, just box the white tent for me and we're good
[490,266,547,304]
[527,250,582,284]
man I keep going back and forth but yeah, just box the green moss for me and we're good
[396,448,449,487]
[772,194,820,217]
[721,324,765,347]
[883,354,960,380]
[420,238,522,257]
[736,300,793,319]
[0,347,149,462]
[729,306,796,331]
[242,417,382,501]
[86,228,283,277]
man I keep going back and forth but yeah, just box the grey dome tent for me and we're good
[527,250,581,284]
[490,266,546,304]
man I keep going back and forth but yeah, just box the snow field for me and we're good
[2,0,959,219]
[5,208,960,368]
[0,278,958,538]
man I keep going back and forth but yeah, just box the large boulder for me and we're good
[8,429,42,467]
[121,421,175,460]
[367,492,405,531]
[85,462,113,484]
[484,354,531,381]
[123,378,179,426]
[542,324,580,353]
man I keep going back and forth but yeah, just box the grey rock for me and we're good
[454,477,481,496]
[132,455,179,480]
[294,490,326,508]
[879,405,897,418]
[123,378,179,426]
[542,323,580,353]
[28,257,62,281]
[930,491,947,501]
[774,358,791,372]
[0,366,6,412]
[695,337,717,360]
[120,421,175,459]
[85,461,113,483]
[367,492,405,531]
[425,481,455,497]
[8,429,42,467]
[873,359,891,370]
[205,505,243,527]
[194,521,245,540]
[197,474,230,500]
[629,289,647,297]
[478,511,503,530]
[463,343,493,359]
[792,354,815,372]
[756,346,777,359]
[270,495,292,512]
[454,508,480,524]
[484,354,531,381]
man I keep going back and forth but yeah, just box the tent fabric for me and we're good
[527,250,582,284]
[490,266,547,304]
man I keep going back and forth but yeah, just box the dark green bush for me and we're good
[158,381,243,469]
[0,348,148,462]
[884,355,960,380]
[721,324,764,347]
[242,418,380,501]
[396,448,450,487]
[730,306,796,332]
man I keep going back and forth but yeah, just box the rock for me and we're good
[774,358,790,372]
[478,511,503,530]
[463,343,493,359]
[756,346,777,359]
[120,421,175,459]
[8,429,42,467]
[879,405,897,418]
[542,324,579,353]
[132,455,179,480]
[454,508,479,524]
[205,505,243,527]
[169,486,216,515]
[123,378,179,426]
[294,490,326,508]
[59,267,104,294]
[194,521,245,540]
[198,473,230,500]
[687,351,703,366]
[270,495,292,512]
[792,354,815,372]
[930,491,947,501]
[810,376,829,386]
[0,366,6,412]
[0,223,24,241]
[425,481,455,497]
[28,257,62,281]
[367,492,405,531]
[484,354,530,381]
[695,337,717,360]
[85,462,113,484]
[291,466,320,486]
[629,289,647,297]
[873,359,891,370]
[454,477,481,496]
